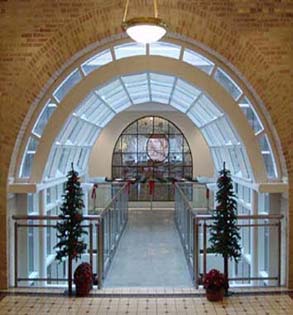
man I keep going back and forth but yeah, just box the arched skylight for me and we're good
[44,72,251,180]
[19,40,278,181]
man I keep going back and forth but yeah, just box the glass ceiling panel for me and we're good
[74,123,94,145]
[81,49,112,75]
[75,92,115,127]
[188,94,222,127]
[149,73,175,103]
[67,119,84,145]
[213,147,225,171]
[228,146,241,175]
[237,147,250,178]
[77,148,90,170]
[45,146,59,178]
[239,96,263,134]
[114,42,146,60]
[197,94,222,118]
[96,79,131,112]
[19,137,39,178]
[201,128,213,146]
[211,147,221,171]
[53,69,82,102]
[183,49,214,75]
[58,147,71,173]
[214,68,242,100]
[85,127,101,146]
[149,42,181,59]
[33,100,57,137]
[187,106,205,126]
[90,101,115,127]
[216,116,240,145]
[170,79,201,112]
[122,73,150,104]
[75,92,98,117]
[57,116,77,144]
[258,134,277,178]
[191,105,214,127]
[203,124,226,146]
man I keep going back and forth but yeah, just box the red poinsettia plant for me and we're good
[74,262,93,285]
[203,269,228,291]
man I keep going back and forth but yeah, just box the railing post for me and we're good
[98,218,104,289]
[277,220,281,286]
[193,217,199,289]
[251,190,258,286]
[203,221,207,277]
[89,223,93,269]
[14,221,18,288]
[187,208,190,253]
[206,187,210,212]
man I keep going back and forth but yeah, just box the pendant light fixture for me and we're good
[121,0,167,44]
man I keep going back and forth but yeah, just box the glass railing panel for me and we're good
[175,183,283,288]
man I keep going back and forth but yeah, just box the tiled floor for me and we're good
[0,292,293,314]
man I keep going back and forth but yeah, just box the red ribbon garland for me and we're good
[126,181,131,194]
[91,183,98,199]
[149,180,155,195]
[171,179,176,193]
[206,188,210,200]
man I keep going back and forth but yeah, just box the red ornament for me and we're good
[74,213,82,221]
[91,183,98,199]
[149,180,155,195]
[126,181,131,194]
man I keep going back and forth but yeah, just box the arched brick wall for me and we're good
[0,0,292,288]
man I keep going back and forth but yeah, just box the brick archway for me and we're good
[1,0,292,288]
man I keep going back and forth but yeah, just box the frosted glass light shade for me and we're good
[122,17,167,44]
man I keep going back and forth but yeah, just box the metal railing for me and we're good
[12,183,129,288]
[174,183,284,288]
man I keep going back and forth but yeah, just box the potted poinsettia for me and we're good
[203,269,228,302]
[74,262,93,297]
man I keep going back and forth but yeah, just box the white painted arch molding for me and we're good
[29,56,267,183]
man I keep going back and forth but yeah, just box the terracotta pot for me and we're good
[75,282,91,297]
[206,288,224,302]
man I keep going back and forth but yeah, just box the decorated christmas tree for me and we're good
[209,162,241,294]
[55,163,87,295]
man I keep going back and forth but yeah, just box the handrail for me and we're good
[12,214,100,221]
[195,213,284,221]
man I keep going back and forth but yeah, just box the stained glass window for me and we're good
[112,116,193,201]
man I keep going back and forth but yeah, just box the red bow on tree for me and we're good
[126,180,131,194]
[91,183,98,199]
[206,188,210,199]
[149,180,155,195]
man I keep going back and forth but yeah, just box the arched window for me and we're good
[112,116,193,201]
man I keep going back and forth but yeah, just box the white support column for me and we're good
[251,189,259,286]
[39,189,47,285]
[82,183,89,216]
[269,193,281,285]
[15,194,29,285]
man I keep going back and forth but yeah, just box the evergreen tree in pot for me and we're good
[209,162,241,295]
[55,163,87,296]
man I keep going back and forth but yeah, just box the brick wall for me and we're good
[0,0,292,288]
